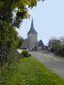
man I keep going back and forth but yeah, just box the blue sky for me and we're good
[16,0,64,45]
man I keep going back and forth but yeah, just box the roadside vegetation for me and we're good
[0,57,64,85]
[48,37,64,57]
[0,0,64,85]
[0,0,43,67]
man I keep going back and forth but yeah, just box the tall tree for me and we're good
[0,0,44,65]
[0,0,44,27]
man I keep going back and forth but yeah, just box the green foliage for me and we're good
[21,50,31,57]
[48,37,64,56]
[16,36,24,48]
[0,0,39,8]
[54,43,64,56]
[0,0,44,66]
[0,57,64,85]
[0,20,21,66]
[0,20,18,48]
[21,50,29,57]
[0,0,43,28]
[0,7,12,23]
[28,53,31,57]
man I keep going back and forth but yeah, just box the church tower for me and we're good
[27,18,38,50]
[21,18,38,51]
[27,18,38,42]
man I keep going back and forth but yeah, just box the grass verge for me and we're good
[0,57,64,85]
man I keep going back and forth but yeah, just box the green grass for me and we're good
[0,57,64,85]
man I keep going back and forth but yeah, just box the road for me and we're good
[30,51,64,79]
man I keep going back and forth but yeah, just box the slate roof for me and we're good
[27,18,37,34]
[38,40,44,47]
[28,29,37,34]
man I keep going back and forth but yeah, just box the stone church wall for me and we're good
[27,34,37,43]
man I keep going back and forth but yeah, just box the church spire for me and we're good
[30,18,34,30]
[27,18,37,34]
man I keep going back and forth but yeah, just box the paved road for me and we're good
[30,51,64,79]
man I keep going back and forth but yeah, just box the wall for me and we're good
[27,34,38,43]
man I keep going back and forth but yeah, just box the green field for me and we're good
[0,57,64,85]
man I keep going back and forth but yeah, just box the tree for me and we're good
[48,38,60,52]
[16,36,24,48]
[48,37,64,56]
[0,0,45,65]
[0,20,19,65]
[0,0,44,28]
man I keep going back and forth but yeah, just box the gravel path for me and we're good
[30,51,64,79]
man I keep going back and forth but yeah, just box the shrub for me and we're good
[21,50,29,57]
[48,37,64,57]
[28,53,31,57]
[55,48,64,57]
[0,47,21,67]
[21,50,31,57]
[0,20,23,67]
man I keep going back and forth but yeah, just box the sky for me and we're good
[16,0,64,45]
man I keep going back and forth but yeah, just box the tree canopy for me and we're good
[0,0,44,65]
[0,0,44,27]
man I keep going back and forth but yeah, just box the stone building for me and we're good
[38,40,44,50]
[21,18,38,50]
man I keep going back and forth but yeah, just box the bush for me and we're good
[55,48,64,57]
[48,37,64,57]
[28,53,31,57]
[21,50,31,57]
[21,50,29,57]
[0,47,21,67]
[0,20,23,67]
